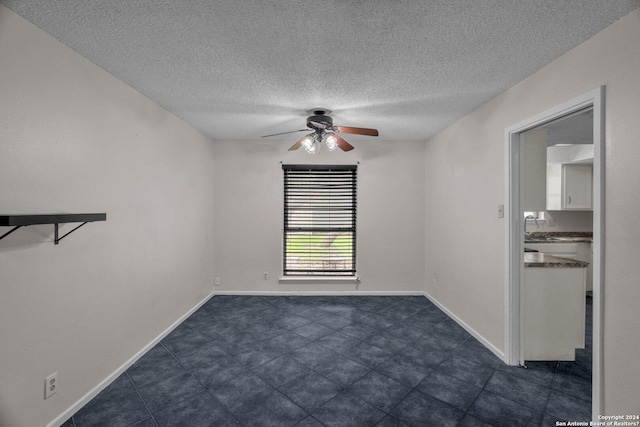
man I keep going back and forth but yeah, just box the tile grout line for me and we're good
[267,299,422,425]
[328,308,472,425]
[70,296,591,426]
[124,371,160,427]
[192,297,508,425]
[161,327,266,426]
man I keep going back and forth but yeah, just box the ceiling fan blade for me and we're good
[288,135,309,151]
[334,126,379,137]
[261,129,309,138]
[334,134,354,152]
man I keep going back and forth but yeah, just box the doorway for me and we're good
[504,87,604,417]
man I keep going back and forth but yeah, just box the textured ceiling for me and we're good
[2,1,638,142]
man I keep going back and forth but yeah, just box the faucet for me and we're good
[524,215,540,236]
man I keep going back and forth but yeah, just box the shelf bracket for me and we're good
[54,222,89,245]
[0,226,23,242]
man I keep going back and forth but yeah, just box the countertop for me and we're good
[524,252,589,268]
[524,231,593,244]
[524,232,592,267]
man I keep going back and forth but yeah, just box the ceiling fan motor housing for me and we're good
[307,112,333,131]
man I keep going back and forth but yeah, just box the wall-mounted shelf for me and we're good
[0,213,106,245]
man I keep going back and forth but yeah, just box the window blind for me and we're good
[283,165,357,276]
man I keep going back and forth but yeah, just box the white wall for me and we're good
[424,7,640,414]
[0,7,216,427]
[538,210,593,232]
[3,1,638,422]
[213,139,425,294]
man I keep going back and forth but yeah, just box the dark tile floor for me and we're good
[62,295,592,427]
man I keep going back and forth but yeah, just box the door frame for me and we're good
[503,87,605,416]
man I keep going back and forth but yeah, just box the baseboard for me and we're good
[211,290,426,296]
[46,291,216,427]
[423,291,506,363]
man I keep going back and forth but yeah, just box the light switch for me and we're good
[498,204,504,218]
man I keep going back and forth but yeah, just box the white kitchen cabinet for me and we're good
[547,163,593,210]
[522,129,547,211]
[524,242,578,258]
[524,241,592,292]
[575,242,593,293]
[587,243,593,293]
[524,266,586,361]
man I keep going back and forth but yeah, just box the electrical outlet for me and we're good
[214,276,221,286]
[263,272,268,280]
[45,372,58,399]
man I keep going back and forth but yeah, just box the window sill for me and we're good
[278,275,360,284]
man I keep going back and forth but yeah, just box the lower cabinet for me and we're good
[524,242,592,292]
[524,266,586,361]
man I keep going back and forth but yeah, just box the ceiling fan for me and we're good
[261,110,379,153]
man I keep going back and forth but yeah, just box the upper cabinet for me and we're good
[522,129,548,212]
[547,163,593,210]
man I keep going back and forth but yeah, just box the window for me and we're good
[283,164,357,276]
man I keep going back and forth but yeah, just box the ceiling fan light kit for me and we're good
[300,132,338,154]
[301,134,318,153]
[325,134,338,151]
[262,109,378,153]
